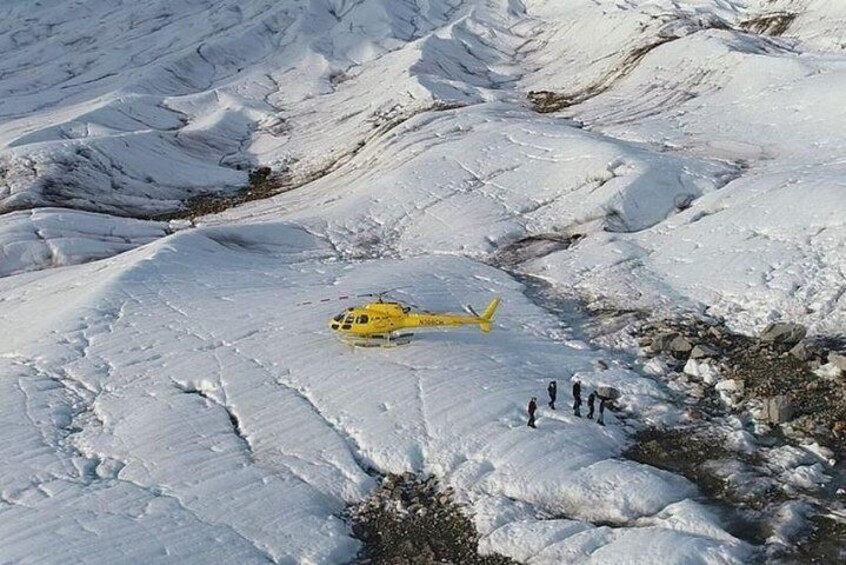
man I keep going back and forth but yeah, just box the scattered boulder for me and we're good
[686,408,705,420]
[828,352,846,372]
[708,326,724,340]
[669,335,693,355]
[759,396,795,425]
[648,332,679,353]
[596,385,621,400]
[688,383,706,399]
[684,359,721,385]
[789,342,811,361]
[760,322,806,347]
[690,344,718,360]
[716,379,745,407]
[814,362,843,379]
[716,379,744,394]
[642,357,669,376]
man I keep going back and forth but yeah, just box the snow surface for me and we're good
[0,208,170,277]
[0,224,751,563]
[1,0,845,562]
[1,0,843,333]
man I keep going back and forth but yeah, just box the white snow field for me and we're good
[1,0,845,563]
[0,225,751,563]
[0,208,170,277]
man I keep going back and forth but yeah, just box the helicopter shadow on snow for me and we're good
[401,325,567,360]
[404,329,497,347]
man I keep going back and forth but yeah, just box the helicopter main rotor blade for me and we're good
[357,286,415,304]
[297,295,353,306]
[300,286,415,306]
[362,286,411,297]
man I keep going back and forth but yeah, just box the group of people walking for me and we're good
[527,379,606,428]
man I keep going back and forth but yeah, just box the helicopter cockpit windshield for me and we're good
[331,311,355,331]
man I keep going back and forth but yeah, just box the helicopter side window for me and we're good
[356,315,369,324]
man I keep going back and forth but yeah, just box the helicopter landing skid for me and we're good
[343,332,414,348]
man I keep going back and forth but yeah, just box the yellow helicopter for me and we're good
[315,290,501,347]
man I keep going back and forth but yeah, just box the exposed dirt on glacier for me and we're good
[347,473,516,565]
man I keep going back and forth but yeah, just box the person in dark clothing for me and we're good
[547,381,557,410]
[598,398,606,426]
[572,380,582,417]
[527,397,538,428]
[587,391,596,420]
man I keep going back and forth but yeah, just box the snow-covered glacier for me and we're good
[1,0,844,563]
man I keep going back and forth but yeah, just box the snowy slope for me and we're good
[214,103,736,254]
[0,0,500,216]
[3,0,843,330]
[0,208,170,277]
[538,2,846,335]
[1,0,845,563]
[0,224,751,563]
